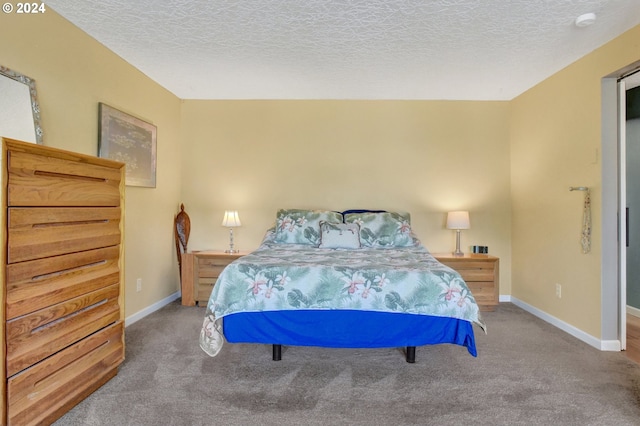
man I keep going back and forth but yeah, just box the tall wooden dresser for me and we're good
[1,138,126,425]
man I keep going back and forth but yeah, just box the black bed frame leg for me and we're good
[272,344,282,361]
[406,346,416,363]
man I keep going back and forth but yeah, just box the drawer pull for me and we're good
[32,299,108,334]
[33,339,111,391]
[32,260,107,281]
[34,170,107,183]
[32,219,109,228]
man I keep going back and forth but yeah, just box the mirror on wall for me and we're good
[0,65,43,144]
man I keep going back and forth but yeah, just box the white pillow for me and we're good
[318,221,361,249]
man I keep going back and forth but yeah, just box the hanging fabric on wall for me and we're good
[570,186,591,254]
[581,189,592,254]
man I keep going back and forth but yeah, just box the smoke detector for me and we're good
[575,13,597,27]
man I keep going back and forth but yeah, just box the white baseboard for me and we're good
[627,305,640,318]
[125,291,181,327]
[601,339,622,351]
[508,296,620,352]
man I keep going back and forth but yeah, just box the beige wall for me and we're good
[11,10,638,339]
[510,24,640,338]
[181,100,513,293]
[0,11,183,317]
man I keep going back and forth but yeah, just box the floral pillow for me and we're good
[274,209,343,245]
[344,211,414,247]
[318,221,361,249]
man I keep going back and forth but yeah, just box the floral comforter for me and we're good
[199,233,486,357]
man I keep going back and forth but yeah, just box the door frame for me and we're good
[619,79,627,351]
[619,72,640,351]
[601,62,640,351]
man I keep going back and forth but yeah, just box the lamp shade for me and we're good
[222,210,241,227]
[446,211,470,230]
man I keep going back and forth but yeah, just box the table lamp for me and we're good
[446,211,470,256]
[222,210,241,253]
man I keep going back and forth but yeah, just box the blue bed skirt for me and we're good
[223,310,477,357]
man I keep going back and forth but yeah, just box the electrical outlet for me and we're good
[555,283,562,299]
[136,278,142,292]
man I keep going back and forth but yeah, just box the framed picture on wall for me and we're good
[98,103,157,187]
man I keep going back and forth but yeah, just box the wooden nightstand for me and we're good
[181,250,249,306]
[433,253,499,312]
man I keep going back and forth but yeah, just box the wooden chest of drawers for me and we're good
[1,138,125,425]
[433,253,499,312]
[181,251,247,306]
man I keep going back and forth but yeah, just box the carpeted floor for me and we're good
[55,302,640,425]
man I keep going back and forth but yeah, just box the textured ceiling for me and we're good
[46,0,640,100]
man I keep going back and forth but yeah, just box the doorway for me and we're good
[623,72,640,359]
[601,61,640,353]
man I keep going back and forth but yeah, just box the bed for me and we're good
[199,209,486,362]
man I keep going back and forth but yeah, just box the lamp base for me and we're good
[225,228,239,254]
[452,229,464,256]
